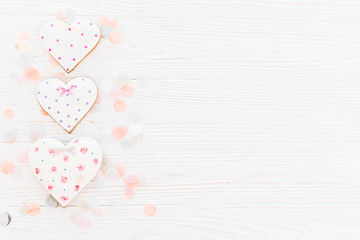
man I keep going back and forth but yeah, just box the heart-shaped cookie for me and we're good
[40,20,101,73]
[37,77,98,133]
[29,137,102,207]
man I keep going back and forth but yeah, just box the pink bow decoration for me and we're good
[58,85,75,97]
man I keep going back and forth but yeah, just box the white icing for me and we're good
[37,77,97,132]
[29,137,102,207]
[40,20,101,73]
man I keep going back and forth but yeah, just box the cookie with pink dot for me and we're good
[40,20,101,73]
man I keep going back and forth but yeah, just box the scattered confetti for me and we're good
[112,126,128,140]
[56,10,66,21]
[133,134,143,143]
[0,161,14,174]
[59,8,75,24]
[125,174,139,188]
[56,9,75,24]
[16,75,26,84]
[105,167,119,181]
[121,83,134,97]
[4,129,17,143]
[77,200,91,213]
[99,16,118,29]
[0,212,11,226]
[124,187,135,198]
[40,107,49,116]
[48,54,60,66]
[99,16,108,26]
[128,125,142,137]
[15,32,29,49]
[23,66,40,82]
[95,96,102,105]
[70,212,92,228]
[109,31,122,45]
[4,109,14,119]
[113,75,130,89]
[26,203,40,216]
[19,41,33,55]
[54,72,67,81]
[100,25,112,39]
[114,165,125,178]
[113,99,126,112]
[109,87,123,98]
[120,139,132,149]
[18,150,29,163]
[144,204,157,216]
[45,195,59,208]
[16,32,29,41]
[69,212,81,224]
[77,217,92,228]
[91,206,102,217]
[107,18,118,29]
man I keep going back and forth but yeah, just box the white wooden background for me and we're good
[1,0,360,239]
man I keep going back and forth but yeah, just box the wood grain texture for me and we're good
[1,0,360,239]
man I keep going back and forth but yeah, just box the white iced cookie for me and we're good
[29,137,102,207]
[37,77,98,133]
[40,20,101,73]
